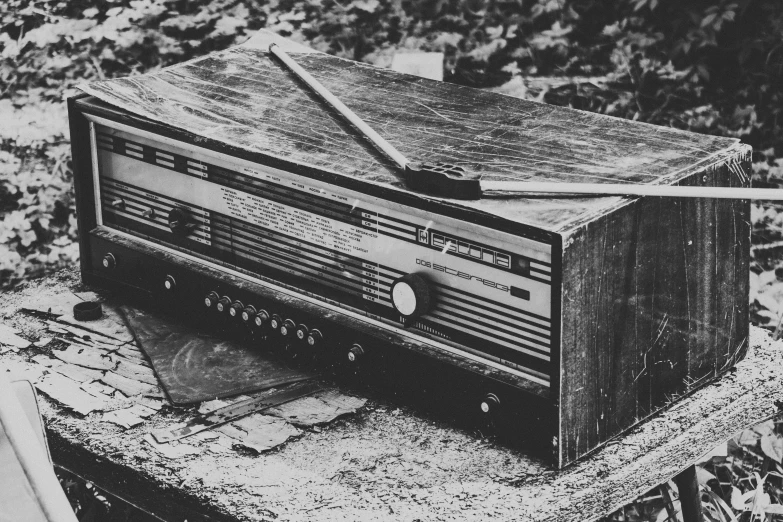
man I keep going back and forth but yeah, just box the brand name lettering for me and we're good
[416,259,509,292]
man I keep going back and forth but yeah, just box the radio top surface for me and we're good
[78,33,743,234]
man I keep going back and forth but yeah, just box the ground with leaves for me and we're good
[3,0,783,521]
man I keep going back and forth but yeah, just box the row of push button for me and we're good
[203,291,323,346]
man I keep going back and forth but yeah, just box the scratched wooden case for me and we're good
[69,32,750,467]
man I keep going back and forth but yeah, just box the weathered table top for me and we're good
[2,269,782,522]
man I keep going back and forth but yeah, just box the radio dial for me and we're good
[390,273,432,319]
[168,207,195,236]
[204,291,220,308]
[229,300,244,318]
[216,296,231,313]
[255,310,270,327]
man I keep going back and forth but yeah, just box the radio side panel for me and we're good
[557,148,751,465]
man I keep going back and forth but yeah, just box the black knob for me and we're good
[280,319,296,336]
[216,296,232,313]
[390,273,432,320]
[254,310,270,327]
[142,208,156,220]
[168,207,194,236]
[229,300,244,318]
[102,253,117,270]
[241,305,257,322]
[164,275,176,291]
[204,291,220,308]
[347,344,364,363]
[480,393,501,414]
[295,324,309,341]
[306,329,323,347]
[270,314,282,330]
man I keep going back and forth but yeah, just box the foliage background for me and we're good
[3,0,783,519]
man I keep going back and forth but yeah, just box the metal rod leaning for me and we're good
[269,44,783,201]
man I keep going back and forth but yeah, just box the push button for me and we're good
[295,324,309,341]
[241,305,257,322]
[216,296,231,313]
[254,310,270,327]
[204,291,219,308]
[229,300,244,318]
[280,319,296,336]
[306,329,323,347]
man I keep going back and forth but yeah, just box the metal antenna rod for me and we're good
[269,44,783,201]
[269,43,409,170]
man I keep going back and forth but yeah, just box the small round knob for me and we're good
[295,324,309,341]
[168,207,192,236]
[204,291,220,308]
[347,344,364,363]
[254,310,270,327]
[390,273,432,319]
[164,275,176,291]
[216,296,232,313]
[110,198,125,209]
[241,305,257,322]
[480,393,501,414]
[280,319,296,336]
[142,208,156,220]
[307,329,323,347]
[102,253,117,270]
[270,314,282,330]
[229,300,244,318]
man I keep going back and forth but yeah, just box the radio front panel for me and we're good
[87,118,556,389]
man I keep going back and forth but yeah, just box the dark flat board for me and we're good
[80,31,744,233]
[120,305,310,405]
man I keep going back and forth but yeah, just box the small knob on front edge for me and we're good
[347,344,364,363]
[102,253,117,270]
[480,393,501,414]
[164,275,176,291]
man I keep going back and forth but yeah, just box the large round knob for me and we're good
[390,273,432,319]
[167,207,192,236]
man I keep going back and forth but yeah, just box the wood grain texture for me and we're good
[558,148,751,465]
[79,43,742,232]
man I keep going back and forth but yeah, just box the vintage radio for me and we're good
[68,33,750,467]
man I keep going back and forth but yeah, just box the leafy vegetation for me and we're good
[3,1,783,519]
